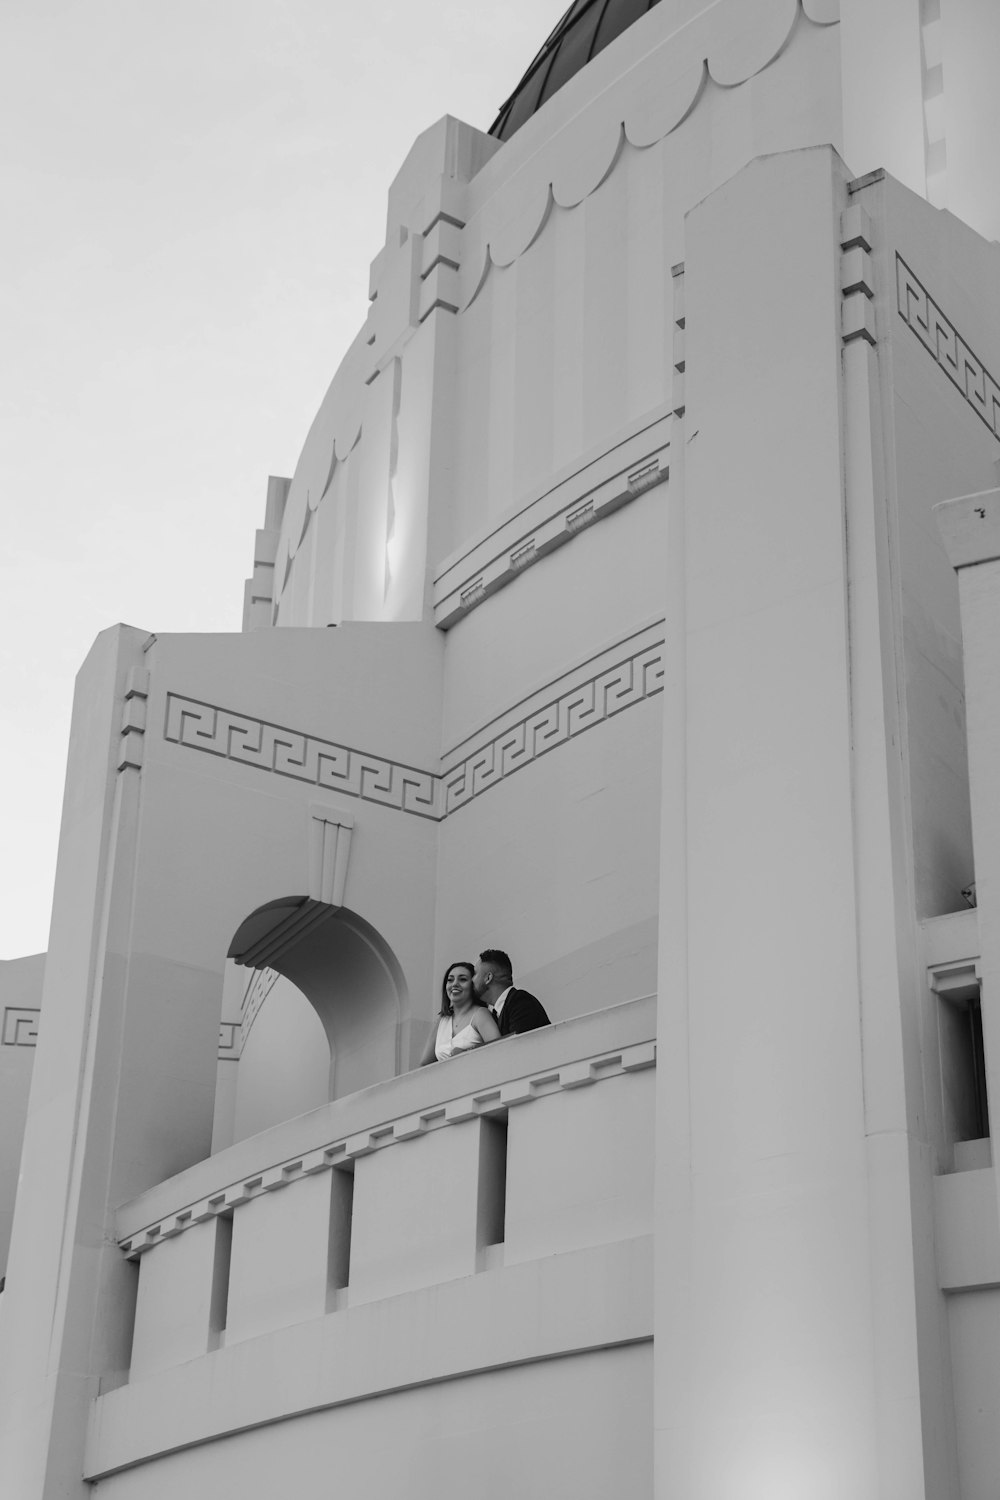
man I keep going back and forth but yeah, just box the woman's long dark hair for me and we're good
[439,960,484,1016]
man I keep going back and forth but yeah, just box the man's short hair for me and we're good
[479,948,513,980]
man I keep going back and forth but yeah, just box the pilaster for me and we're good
[935,486,1000,1262]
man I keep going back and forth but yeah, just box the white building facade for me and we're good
[3,2,1000,1495]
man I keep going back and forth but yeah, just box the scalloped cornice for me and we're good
[274,323,367,598]
[459,0,839,301]
[273,0,839,600]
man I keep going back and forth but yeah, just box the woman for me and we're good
[419,960,500,1064]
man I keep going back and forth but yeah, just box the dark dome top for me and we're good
[490,0,663,142]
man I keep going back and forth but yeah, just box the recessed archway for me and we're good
[224,897,408,1140]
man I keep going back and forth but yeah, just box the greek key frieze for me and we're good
[441,638,664,816]
[163,633,664,820]
[896,254,1000,442]
[218,1022,240,1060]
[164,695,443,819]
[2,1007,39,1046]
[241,966,280,1048]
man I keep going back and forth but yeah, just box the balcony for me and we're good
[85,997,655,1483]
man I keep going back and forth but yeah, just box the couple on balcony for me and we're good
[420,949,549,1065]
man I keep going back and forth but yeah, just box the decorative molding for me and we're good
[230,899,338,972]
[2,1006,39,1046]
[163,625,664,821]
[433,414,670,629]
[218,1022,240,1061]
[309,805,354,908]
[242,967,280,1049]
[840,204,873,253]
[920,0,947,209]
[1,1001,252,1060]
[440,628,665,816]
[118,668,150,773]
[459,0,838,306]
[418,215,463,322]
[243,476,289,633]
[671,263,686,418]
[118,1038,655,1257]
[383,357,403,600]
[840,207,875,348]
[896,254,1000,442]
[928,957,981,1003]
[164,693,441,819]
[840,207,875,347]
[271,0,838,605]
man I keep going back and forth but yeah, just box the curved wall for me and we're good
[270,0,842,631]
[90,1002,657,1495]
[91,1347,653,1500]
[255,0,845,1022]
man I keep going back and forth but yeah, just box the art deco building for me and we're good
[3,1,1000,1495]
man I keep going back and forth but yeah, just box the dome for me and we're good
[490,0,663,141]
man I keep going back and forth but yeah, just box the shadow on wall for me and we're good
[224,899,408,1143]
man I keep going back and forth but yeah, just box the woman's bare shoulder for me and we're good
[474,1006,500,1040]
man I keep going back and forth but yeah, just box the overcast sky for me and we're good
[1,0,559,959]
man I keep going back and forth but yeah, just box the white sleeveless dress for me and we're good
[434,1014,486,1060]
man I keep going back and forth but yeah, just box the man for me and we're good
[473,949,550,1036]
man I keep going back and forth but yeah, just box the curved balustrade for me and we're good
[86,998,656,1483]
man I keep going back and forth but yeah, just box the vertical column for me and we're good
[356,115,495,626]
[0,625,222,1499]
[242,474,290,631]
[839,0,927,194]
[840,197,959,1500]
[935,487,1000,1232]
[655,147,900,1498]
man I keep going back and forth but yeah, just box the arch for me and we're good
[228,897,409,1106]
[227,966,330,1144]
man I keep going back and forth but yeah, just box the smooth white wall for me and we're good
[232,974,330,1143]
[88,1345,652,1500]
[272,2,843,628]
[656,147,895,1498]
[938,0,1000,242]
[0,952,44,1277]
[948,1288,1000,1500]
[877,174,1000,916]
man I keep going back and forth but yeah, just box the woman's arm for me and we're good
[473,1006,501,1044]
[419,1023,440,1066]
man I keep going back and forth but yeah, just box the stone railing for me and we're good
[86,998,656,1479]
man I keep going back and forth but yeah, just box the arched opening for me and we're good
[222,897,408,1143]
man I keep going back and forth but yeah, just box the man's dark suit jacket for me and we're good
[495,987,550,1037]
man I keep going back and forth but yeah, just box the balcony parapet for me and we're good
[117,995,655,1256]
[88,998,656,1480]
[935,1167,1000,1291]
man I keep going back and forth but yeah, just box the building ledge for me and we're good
[934,1165,1000,1291]
[117,995,655,1254]
[86,1234,652,1479]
